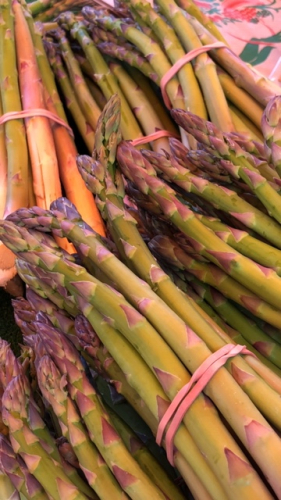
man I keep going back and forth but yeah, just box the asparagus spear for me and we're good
[2,375,88,500]
[0,0,29,216]
[175,0,227,43]
[51,27,101,131]
[57,11,143,141]
[216,67,263,130]
[0,435,49,500]
[0,92,7,219]
[37,355,129,500]
[36,325,169,500]
[28,0,55,17]
[90,24,131,47]
[229,105,263,142]
[96,41,160,83]
[45,42,95,153]
[261,96,281,176]
[126,67,179,135]
[0,223,278,499]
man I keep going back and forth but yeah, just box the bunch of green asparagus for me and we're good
[0,0,106,291]
[1,95,281,499]
[39,0,281,155]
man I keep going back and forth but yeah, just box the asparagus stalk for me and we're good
[2,375,88,500]
[85,77,107,109]
[37,325,169,500]
[126,67,179,135]
[57,12,143,141]
[261,96,281,176]
[90,24,131,47]
[106,408,186,500]
[45,42,95,153]
[175,0,227,43]
[0,0,29,215]
[96,41,160,84]
[0,435,49,500]
[216,67,263,130]
[51,27,101,131]
[0,0,29,287]
[28,0,55,17]
[17,260,79,317]
[0,93,7,219]
[1,222,279,499]
[81,7,186,110]
[229,105,263,142]
[188,15,281,106]
[171,109,281,227]
[185,276,281,372]
[37,355,129,500]
[108,61,170,153]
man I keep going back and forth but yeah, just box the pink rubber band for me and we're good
[156,343,255,465]
[161,41,226,109]
[130,130,180,147]
[0,109,73,136]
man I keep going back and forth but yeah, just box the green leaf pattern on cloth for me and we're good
[194,0,281,81]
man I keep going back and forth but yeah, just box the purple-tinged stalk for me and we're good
[0,434,49,500]
[2,374,88,500]
[37,355,127,500]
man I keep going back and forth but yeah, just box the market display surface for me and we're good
[1,0,281,499]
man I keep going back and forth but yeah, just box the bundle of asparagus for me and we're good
[0,0,104,291]
[37,0,281,150]
[1,95,281,499]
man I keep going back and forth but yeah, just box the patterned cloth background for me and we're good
[193,0,281,81]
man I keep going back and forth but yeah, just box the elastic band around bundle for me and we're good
[0,109,73,136]
[130,129,180,147]
[156,343,255,465]
[161,41,226,109]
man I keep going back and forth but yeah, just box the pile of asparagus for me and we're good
[0,0,104,290]
[1,95,281,499]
